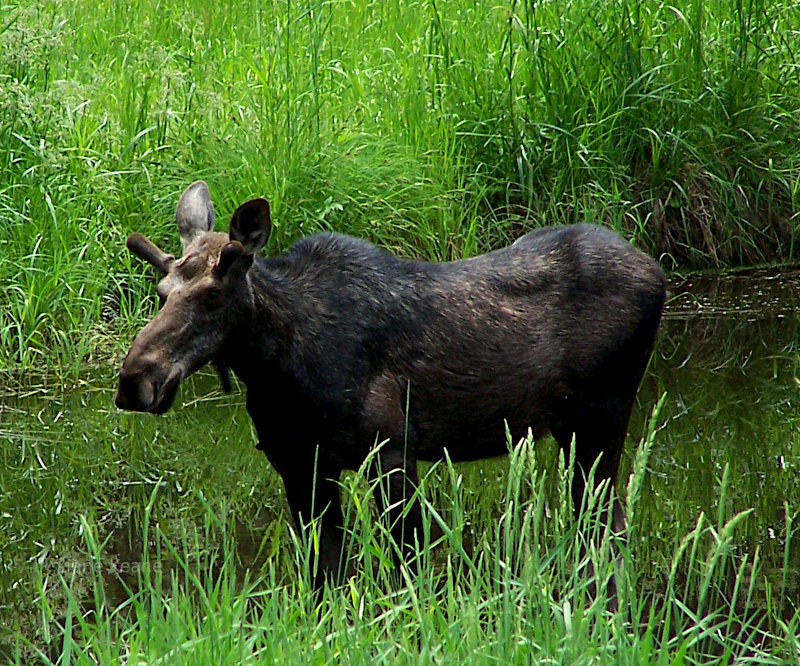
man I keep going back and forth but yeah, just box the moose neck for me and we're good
[219,256,296,387]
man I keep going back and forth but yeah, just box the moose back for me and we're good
[116,181,666,586]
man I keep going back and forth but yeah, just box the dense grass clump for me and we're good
[1,0,799,371]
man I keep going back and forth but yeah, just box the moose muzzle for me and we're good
[115,358,183,415]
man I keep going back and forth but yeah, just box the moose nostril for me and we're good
[116,372,157,412]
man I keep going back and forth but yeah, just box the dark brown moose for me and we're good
[116,181,666,589]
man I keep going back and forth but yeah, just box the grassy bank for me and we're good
[1,0,799,373]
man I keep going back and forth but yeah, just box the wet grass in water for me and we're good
[7,432,800,664]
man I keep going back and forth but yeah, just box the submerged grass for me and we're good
[1,0,799,373]
[5,402,800,664]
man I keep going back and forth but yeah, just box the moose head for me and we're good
[115,181,271,414]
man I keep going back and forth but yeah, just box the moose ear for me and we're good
[176,181,216,249]
[229,198,271,255]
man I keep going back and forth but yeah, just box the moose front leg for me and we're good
[277,458,348,589]
[371,446,425,569]
[361,372,428,574]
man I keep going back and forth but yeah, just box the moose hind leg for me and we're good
[553,402,631,532]
[553,403,632,607]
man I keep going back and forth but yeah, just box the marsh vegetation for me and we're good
[2,0,800,662]
[2,282,800,663]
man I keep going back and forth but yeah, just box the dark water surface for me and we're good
[633,268,800,598]
[1,268,799,644]
[643,269,799,516]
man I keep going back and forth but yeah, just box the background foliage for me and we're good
[1,0,799,372]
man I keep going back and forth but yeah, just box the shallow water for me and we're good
[641,269,799,524]
[1,267,799,646]
[633,268,800,601]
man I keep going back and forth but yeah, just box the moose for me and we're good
[116,181,666,589]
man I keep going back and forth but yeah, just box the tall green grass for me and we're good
[9,416,800,664]
[1,0,799,374]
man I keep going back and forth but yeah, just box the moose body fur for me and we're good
[116,181,666,588]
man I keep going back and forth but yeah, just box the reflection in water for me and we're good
[632,269,800,599]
